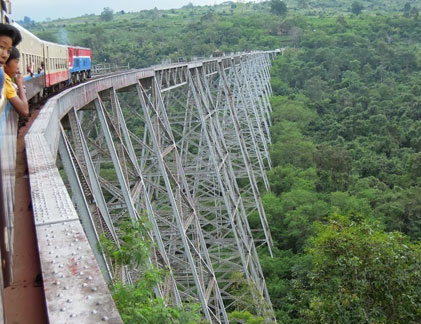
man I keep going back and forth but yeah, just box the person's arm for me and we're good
[9,73,28,117]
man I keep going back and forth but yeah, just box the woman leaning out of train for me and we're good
[4,47,28,118]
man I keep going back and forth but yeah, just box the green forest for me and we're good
[28,0,421,323]
[264,11,421,323]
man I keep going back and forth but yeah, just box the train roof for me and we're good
[68,45,91,51]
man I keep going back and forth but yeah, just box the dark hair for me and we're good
[6,47,20,63]
[0,23,22,46]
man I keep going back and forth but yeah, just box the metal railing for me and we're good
[91,62,130,75]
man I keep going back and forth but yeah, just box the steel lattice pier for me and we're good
[25,50,280,323]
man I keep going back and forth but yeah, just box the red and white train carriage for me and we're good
[12,22,92,101]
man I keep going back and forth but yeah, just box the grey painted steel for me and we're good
[89,89,182,304]
[58,127,113,283]
[137,79,228,323]
[232,58,271,191]
[220,60,273,256]
[238,58,272,173]
[95,97,139,223]
[67,108,119,244]
[20,50,278,322]
[109,88,183,306]
[188,67,273,318]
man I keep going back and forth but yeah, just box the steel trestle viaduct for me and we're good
[2,50,280,323]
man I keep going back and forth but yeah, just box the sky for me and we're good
[12,0,233,22]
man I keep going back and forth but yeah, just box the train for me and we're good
[12,22,92,102]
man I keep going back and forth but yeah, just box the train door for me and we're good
[42,45,46,89]
[45,45,50,87]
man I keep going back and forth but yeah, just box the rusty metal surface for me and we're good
[36,221,120,323]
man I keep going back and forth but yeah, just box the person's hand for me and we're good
[15,72,24,88]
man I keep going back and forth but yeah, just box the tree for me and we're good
[304,216,421,324]
[183,2,194,9]
[23,16,32,24]
[403,3,411,18]
[297,0,309,9]
[313,145,353,192]
[270,130,316,168]
[229,311,265,324]
[410,7,419,20]
[35,30,58,43]
[270,0,287,16]
[99,221,203,323]
[351,2,363,15]
[228,272,275,320]
[100,7,114,21]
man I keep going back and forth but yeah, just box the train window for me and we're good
[22,53,26,74]
[27,55,33,75]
